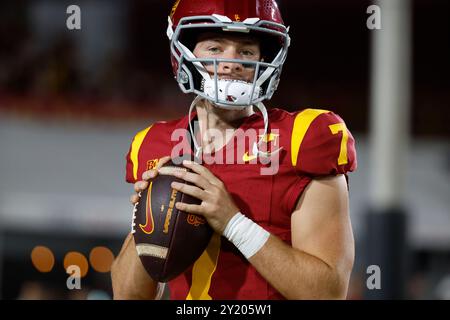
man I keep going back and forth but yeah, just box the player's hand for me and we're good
[166,160,240,234]
[129,156,171,205]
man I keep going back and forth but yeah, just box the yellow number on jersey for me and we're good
[328,123,349,165]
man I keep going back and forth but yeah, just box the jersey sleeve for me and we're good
[125,125,153,184]
[290,109,357,176]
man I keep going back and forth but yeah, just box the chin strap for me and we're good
[188,96,278,160]
[188,96,204,158]
[250,102,282,160]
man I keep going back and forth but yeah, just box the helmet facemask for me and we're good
[168,14,290,110]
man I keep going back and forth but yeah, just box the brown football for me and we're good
[132,157,213,282]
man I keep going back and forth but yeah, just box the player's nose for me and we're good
[218,48,244,74]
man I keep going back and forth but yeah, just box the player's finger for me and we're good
[171,181,206,200]
[156,156,172,169]
[130,194,140,204]
[134,180,148,192]
[158,166,187,176]
[142,170,157,181]
[170,170,210,190]
[182,160,222,186]
[141,156,172,181]
[175,202,204,215]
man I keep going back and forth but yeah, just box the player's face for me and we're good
[193,32,261,83]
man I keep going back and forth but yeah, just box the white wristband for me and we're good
[223,212,270,259]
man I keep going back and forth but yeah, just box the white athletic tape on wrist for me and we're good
[223,212,270,259]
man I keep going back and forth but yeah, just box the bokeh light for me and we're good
[31,246,55,273]
[89,246,114,273]
[63,252,89,278]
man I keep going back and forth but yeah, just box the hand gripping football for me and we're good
[132,158,213,282]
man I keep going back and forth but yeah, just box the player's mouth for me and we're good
[206,72,249,82]
[217,75,250,82]
[220,76,241,80]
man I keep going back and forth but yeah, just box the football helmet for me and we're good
[167,0,290,109]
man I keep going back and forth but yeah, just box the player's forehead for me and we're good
[195,31,260,47]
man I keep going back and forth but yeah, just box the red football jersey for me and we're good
[125,107,357,300]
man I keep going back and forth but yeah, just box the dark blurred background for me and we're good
[0,0,449,300]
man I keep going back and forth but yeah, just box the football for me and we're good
[132,157,213,282]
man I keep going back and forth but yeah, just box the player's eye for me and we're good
[241,50,254,56]
[207,46,221,54]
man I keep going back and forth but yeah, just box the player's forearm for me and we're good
[111,233,158,300]
[248,235,350,300]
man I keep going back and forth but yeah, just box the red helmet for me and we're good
[170,0,285,29]
[167,0,290,108]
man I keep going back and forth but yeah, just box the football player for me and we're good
[111,0,357,300]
